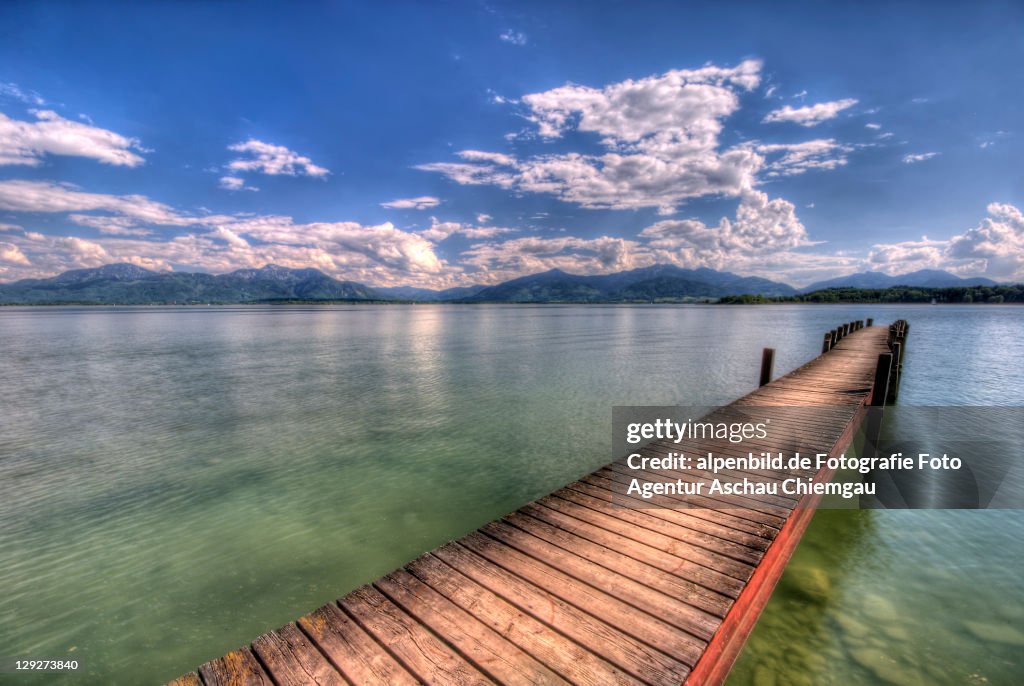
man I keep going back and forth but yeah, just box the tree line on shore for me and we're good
[719,284,1024,304]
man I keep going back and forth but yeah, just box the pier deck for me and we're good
[172,322,898,686]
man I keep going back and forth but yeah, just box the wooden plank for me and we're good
[582,471,783,533]
[374,568,567,686]
[428,542,692,685]
[340,586,491,685]
[524,499,757,581]
[297,602,418,686]
[553,487,771,556]
[251,622,347,686]
[562,481,773,551]
[167,674,202,686]
[198,648,274,686]
[409,550,648,686]
[473,522,729,638]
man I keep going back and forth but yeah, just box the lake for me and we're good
[1,304,1022,684]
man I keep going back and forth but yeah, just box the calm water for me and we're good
[0,304,1021,685]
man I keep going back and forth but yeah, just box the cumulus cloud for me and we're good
[219,176,258,192]
[639,189,811,264]
[869,203,1024,281]
[0,241,30,265]
[226,139,329,177]
[763,98,858,127]
[0,110,146,167]
[380,196,441,210]
[945,203,1024,279]
[476,213,492,223]
[419,60,766,214]
[756,139,854,176]
[457,189,822,284]
[902,152,939,164]
[461,235,646,283]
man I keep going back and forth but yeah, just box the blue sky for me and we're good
[1,0,1022,287]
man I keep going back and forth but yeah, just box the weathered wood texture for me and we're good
[178,324,895,686]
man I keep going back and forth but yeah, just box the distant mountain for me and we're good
[375,284,486,301]
[802,269,997,292]
[5,263,1000,306]
[462,265,797,302]
[0,264,384,304]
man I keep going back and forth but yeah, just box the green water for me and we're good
[0,304,1021,684]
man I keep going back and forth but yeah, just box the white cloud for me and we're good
[458,189,821,284]
[0,110,146,167]
[902,152,939,164]
[499,30,527,46]
[866,238,946,273]
[219,176,258,192]
[639,189,811,263]
[868,203,1024,281]
[946,203,1024,279]
[521,60,761,140]
[763,98,858,127]
[419,217,515,242]
[67,214,154,236]
[457,150,517,166]
[0,180,211,225]
[419,60,767,214]
[0,241,30,265]
[756,139,854,176]
[476,213,492,223]
[0,82,45,106]
[0,179,463,286]
[461,235,646,283]
[380,196,441,210]
[226,139,329,178]
[865,123,881,130]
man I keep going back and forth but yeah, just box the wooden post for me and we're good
[759,348,775,387]
[870,353,892,407]
[831,328,838,347]
[863,352,893,463]
[866,318,874,327]
[887,340,902,403]
[822,332,832,354]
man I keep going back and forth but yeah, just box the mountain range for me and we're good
[0,263,1005,305]
[800,269,997,292]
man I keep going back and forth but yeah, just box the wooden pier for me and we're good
[171,320,905,686]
